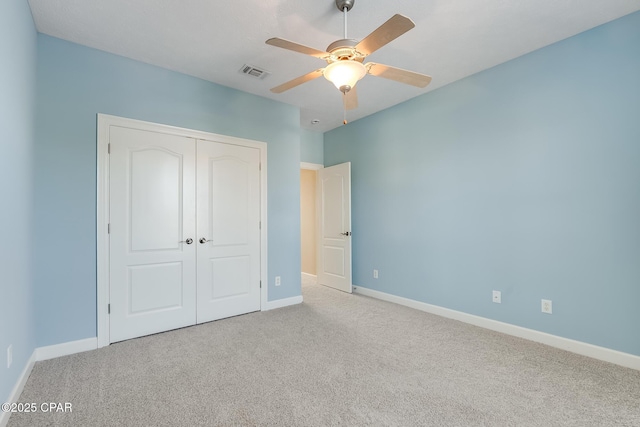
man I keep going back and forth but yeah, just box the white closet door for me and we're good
[109,126,196,343]
[196,139,261,323]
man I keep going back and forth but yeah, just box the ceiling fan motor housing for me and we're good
[326,39,364,62]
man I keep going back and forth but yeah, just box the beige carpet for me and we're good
[8,282,640,426]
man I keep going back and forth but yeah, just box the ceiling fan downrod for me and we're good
[336,0,355,38]
[336,0,355,124]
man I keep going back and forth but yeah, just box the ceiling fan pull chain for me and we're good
[343,93,348,125]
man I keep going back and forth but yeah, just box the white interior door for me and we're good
[317,162,352,293]
[196,139,262,323]
[109,126,197,343]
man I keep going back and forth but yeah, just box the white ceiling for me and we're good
[28,0,640,133]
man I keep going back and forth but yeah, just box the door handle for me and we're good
[340,232,351,236]
[199,238,213,244]
[179,238,193,245]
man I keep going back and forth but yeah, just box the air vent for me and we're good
[239,64,270,80]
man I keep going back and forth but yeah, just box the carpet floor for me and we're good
[7,282,640,426]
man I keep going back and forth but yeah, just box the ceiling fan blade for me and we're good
[366,63,432,88]
[265,38,329,59]
[355,14,415,56]
[344,86,358,110]
[270,69,324,93]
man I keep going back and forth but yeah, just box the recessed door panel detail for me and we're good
[323,246,345,277]
[129,148,182,252]
[210,256,250,300]
[128,262,183,314]
[210,157,249,247]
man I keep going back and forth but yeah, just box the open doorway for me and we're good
[300,163,322,286]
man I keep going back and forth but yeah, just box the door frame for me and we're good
[97,114,268,348]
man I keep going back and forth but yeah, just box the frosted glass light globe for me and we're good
[323,60,366,93]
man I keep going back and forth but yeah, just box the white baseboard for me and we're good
[1,338,98,426]
[0,350,36,427]
[301,273,317,283]
[262,295,303,311]
[35,337,98,362]
[353,285,640,371]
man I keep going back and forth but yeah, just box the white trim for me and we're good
[301,272,317,283]
[97,114,268,348]
[0,351,36,427]
[97,115,110,348]
[259,141,269,315]
[300,162,323,170]
[353,285,640,371]
[2,338,98,426]
[35,338,98,362]
[262,295,303,311]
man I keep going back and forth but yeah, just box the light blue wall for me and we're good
[300,129,324,165]
[0,0,37,403]
[34,35,301,347]
[324,12,640,356]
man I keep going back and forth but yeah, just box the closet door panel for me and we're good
[196,140,261,323]
[109,126,196,343]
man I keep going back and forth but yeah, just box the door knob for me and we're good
[199,238,213,244]
[340,231,351,236]
[179,238,193,244]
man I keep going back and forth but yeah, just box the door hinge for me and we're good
[108,143,110,154]
[259,163,261,171]
[260,280,262,289]
[259,221,261,230]
[108,304,110,314]
[108,223,110,234]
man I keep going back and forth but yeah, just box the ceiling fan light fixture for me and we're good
[323,60,366,93]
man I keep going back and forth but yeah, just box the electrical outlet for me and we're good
[492,290,501,304]
[541,299,552,314]
[373,270,378,279]
[7,344,12,369]
[275,276,281,286]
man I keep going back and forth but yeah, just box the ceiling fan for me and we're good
[265,0,432,122]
